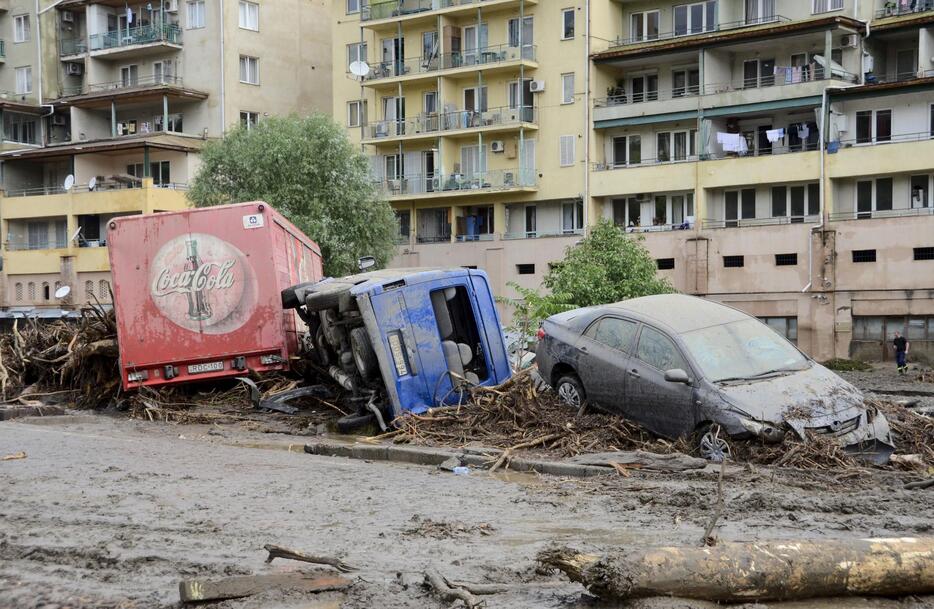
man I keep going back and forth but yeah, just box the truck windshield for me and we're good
[431,285,489,383]
[681,319,808,383]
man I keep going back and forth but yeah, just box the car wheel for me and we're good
[350,326,378,380]
[555,375,586,409]
[697,425,731,463]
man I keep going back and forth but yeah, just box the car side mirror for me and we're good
[664,368,691,385]
[358,256,376,271]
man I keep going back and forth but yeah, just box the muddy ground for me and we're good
[1,365,934,609]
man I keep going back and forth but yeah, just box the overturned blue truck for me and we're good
[282,267,512,431]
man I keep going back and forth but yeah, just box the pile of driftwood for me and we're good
[876,399,934,466]
[0,305,119,408]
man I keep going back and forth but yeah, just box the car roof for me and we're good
[604,294,750,334]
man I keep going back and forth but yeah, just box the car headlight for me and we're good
[738,417,786,443]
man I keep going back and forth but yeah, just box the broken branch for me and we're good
[263,544,357,573]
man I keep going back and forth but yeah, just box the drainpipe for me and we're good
[583,0,591,231]
[802,87,828,294]
[219,0,226,132]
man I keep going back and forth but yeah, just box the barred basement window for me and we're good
[15,283,23,301]
[723,255,745,268]
[852,249,876,263]
[85,280,95,300]
[27,282,35,300]
[914,247,934,261]
[99,280,110,299]
[516,263,536,275]
[775,253,798,266]
[656,258,675,270]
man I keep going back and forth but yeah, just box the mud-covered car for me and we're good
[536,294,895,463]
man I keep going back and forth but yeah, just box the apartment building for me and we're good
[333,0,934,363]
[0,0,332,315]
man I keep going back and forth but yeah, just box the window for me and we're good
[347,100,366,127]
[724,188,756,226]
[630,11,660,42]
[99,280,110,300]
[28,282,36,300]
[347,0,362,14]
[561,200,584,233]
[561,8,575,39]
[240,111,259,130]
[743,58,775,88]
[239,55,259,84]
[507,16,533,52]
[674,1,717,36]
[127,161,171,186]
[154,112,183,132]
[28,221,48,250]
[347,42,367,66]
[775,253,798,266]
[910,175,931,209]
[561,73,575,104]
[852,249,877,263]
[187,1,205,28]
[771,182,819,221]
[15,283,23,301]
[559,135,576,167]
[637,326,688,371]
[153,60,175,84]
[657,258,675,270]
[760,317,798,344]
[656,130,694,162]
[724,255,745,268]
[120,64,139,88]
[239,1,259,30]
[524,205,537,237]
[507,79,530,110]
[745,0,776,24]
[516,263,536,275]
[856,110,891,144]
[612,135,641,166]
[629,73,658,103]
[586,318,638,352]
[423,91,437,115]
[915,247,934,261]
[812,0,844,14]
[422,31,439,63]
[15,66,32,95]
[672,68,700,97]
[14,15,30,43]
[85,281,94,300]
[4,112,38,144]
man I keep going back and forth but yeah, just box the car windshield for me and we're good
[681,319,809,382]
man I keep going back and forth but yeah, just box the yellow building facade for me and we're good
[334,0,934,363]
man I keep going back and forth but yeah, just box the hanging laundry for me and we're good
[718,132,746,153]
[798,124,810,140]
[126,7,134,24]
[766,128,785,143]
[791,66,802,83]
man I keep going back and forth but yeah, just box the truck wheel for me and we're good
[337,412,376,434]
[555,375,586,410]
[350,327,378,380]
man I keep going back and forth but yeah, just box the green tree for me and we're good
[543,219,674,307]
[498,282,575,368]
[189,114,397,276]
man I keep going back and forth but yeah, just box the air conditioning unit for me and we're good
[51,114,67,126]
[65,62,83,75]
[61,10,74,23]
[841,34,858,48]
[491,140,505,153]
[529,80,545,93]
[166,0,179,12]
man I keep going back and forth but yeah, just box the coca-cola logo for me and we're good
[149,233,257,334]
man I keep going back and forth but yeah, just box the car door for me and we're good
[624,324,696,438]
[576,316,638,412]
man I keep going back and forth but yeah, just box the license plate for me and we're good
[187,361,225,374]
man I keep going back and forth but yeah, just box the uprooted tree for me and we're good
[188,114,398,277]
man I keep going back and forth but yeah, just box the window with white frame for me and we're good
[856,109,891,144]
[507,79,531,111]
[15,66,32,94]
[812,0,843,14]
[656,130,696,162]
[14,15,30,43]
[240,111,259,130]
[561,73,575,104]
[724,188,756,226]
[239,1,259,30]
[559,135,576,167]
[611,135,641,166]
[347,42,367,66]
[672,67,700,96]
[910,175,931,209]
[460,144,486,178]
[770,183,819,221]
[745,0,775,24]
[153,60,174,84]
[856,177,893,218]
[674,1,717,36]
[154,113,183,132]
[4,112,37,144]
[187,1,205,28]
[629,73,658,103]
[347,100,366,127]
[346,0,362,14]
[239,55,259,84]
[561,8,575,39]
[630,10,660,42]
[561,200,584,233]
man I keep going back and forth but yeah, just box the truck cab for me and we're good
[284,268,511,425]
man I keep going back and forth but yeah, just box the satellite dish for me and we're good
[349,61,371,78]
[54,285,71,300]
[63,174,75,191]
[70,226,82,242]
[88,176,97,191]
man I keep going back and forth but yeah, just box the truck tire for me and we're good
[337,412,376,434]
[350,327,378,380]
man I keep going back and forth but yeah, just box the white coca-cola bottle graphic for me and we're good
[185,239,213,321]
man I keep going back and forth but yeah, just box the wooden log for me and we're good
[179,573,350,603]
[263,544,357,572]
[539,537,934,602]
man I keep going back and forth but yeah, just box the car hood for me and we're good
[718,363,865,425]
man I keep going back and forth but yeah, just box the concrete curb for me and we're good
[303,440,614,478]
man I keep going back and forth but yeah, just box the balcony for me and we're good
[375,168,537,199]
[5,236,69,252]
[607,15,790,50]
[875,0,934,18]
[829,207,934,222]
[89,24,182,58]
[362,105,536,143]
[361,44,536,86]
[60,37,88,56]
[826,133,934,179]
[702,215,819,229]
[502,228,584,240]
[362,0,537,26]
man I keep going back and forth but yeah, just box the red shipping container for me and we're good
[107,201,323,390]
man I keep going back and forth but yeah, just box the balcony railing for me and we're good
[867,68,934,84]
[60,37,87,55]
[87,74,184,93]
[502,229,584,240]
[2,182,189,198]
[830,130,934,150]
[829,207,934,222]
[609,15,790,48]
[592,156,699,171]
[375,168,536,197]
[875,0,934,18]
[89,23,182,52]
[362,43,535,81]
[6,238,69,251]
[364,105,535,139]
[362,0,523,22]
[702,215,819,229]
